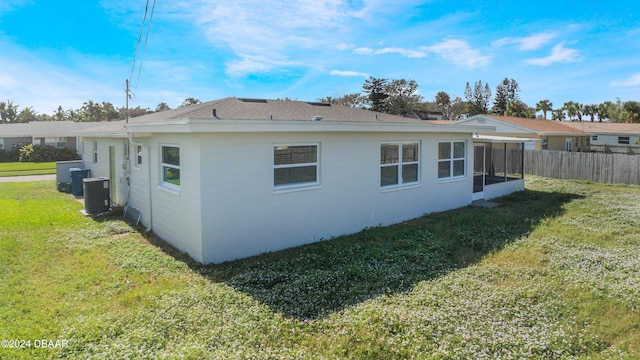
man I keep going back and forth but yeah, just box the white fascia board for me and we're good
[125,119,495,134]
[77,132,128,138]
[474,134,541,143]
[543,132,589,136]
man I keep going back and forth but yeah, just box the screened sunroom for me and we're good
[472,135,538,201]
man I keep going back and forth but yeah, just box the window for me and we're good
[93,141,98,163]
[438,141,466,179]
[380,142,419,187]
[0,139,4,150]
[592,135,598,141]
[274,144,318,189]
[565,138,572,151]
[136,145,143,167]
[45,137,66,148]
[161,146,180,188]
[619,136,630,145]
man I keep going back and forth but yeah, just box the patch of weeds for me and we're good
[549,242,640,311]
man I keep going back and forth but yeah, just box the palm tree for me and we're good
[536,99,553,120]
[597,102,613,122]
[563,102,577,121]
[0,100,19,124]
[54,106,67,121]
[552,108,565,121]
[583,104,597,122]
[575,103,584,122]
[16,106,38,123]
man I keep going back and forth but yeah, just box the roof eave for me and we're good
[125,119,494,134]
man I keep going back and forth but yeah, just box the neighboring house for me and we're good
[80,98,530,264]
[451,115,589,151]
[560,122,640,153]
[0,121,98,153]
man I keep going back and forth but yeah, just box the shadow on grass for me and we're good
[143,189,581,320]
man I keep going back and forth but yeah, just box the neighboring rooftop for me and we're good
[560,121,640,135]
[0,121,101,137]
[478,115,585,135]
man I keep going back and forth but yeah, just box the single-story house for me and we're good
[0,121,98,153]
[80,98,530,264]
[560,122,640,153]
[450,115,589,151]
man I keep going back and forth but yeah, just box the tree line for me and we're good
[319,77,640,123]
[3,81,639,123]
[0,98,202,124]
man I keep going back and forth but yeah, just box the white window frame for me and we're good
[380,141,420,189]
[438,141,467,181]
[565,138,573,151]
[45,137,66,149]
[135,145,143,168]
[160,145,181,191]
[93,141,98,163]
[273,143,319,191]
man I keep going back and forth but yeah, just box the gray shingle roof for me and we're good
[128,97,424,124]
[0,121,106,138]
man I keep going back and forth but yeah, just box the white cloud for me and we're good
[330,70,369,77]
[0,60,120,113]
[353,47,428,58]
[336,43,355,51]
[183,0,373,76]
[427,39,491,69]
[493,32,556,50]
[610,73,640,87]
[525,43,581,66]
[0,0,28,16]
[351,39,489,69]
[163,0,428,76]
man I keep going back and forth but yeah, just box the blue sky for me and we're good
[0,0,639,114]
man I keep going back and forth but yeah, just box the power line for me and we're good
[135,0,156,89]
[126,0,156,122]
[129,0,156,90]
[129,0,149,85]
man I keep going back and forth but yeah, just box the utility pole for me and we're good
[125,79,130,123]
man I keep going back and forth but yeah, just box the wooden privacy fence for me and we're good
[525,150,640,185]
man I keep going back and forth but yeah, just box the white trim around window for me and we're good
[93,141,98,163]
[438,141,467,181]
[160,145,181,191]
[273,143,319,191]
[135,145,143,168]
[380,141,420,189]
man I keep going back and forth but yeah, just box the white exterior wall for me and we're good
[593,134,640,145]
[483,179,524,200]
[197,132,474,264]
[146,133,204,262]
[127,138,152,228]
[81,137,129,206]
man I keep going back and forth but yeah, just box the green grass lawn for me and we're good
[1,177,639,359]
[0,162,56,177]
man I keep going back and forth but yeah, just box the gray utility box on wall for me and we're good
[83,177,110,215]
